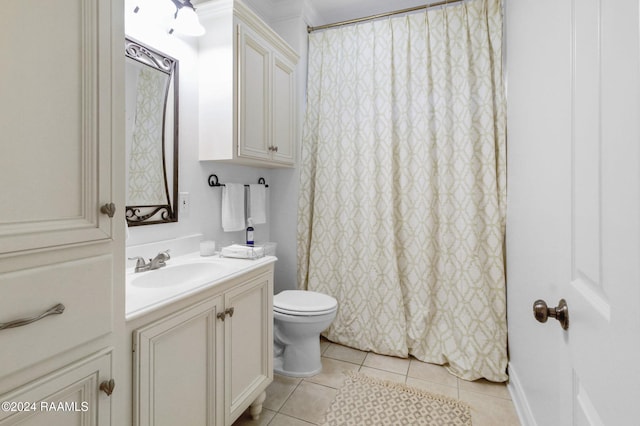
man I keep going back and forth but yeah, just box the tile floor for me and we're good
[233,339,521,426]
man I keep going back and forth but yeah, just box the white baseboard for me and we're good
[507,362,537,426]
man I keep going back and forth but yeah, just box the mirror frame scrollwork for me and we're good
[125,37,179,226]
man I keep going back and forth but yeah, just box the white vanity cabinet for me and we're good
[198,0,299,167]
[0,0,125,425]
[131,264,273,426]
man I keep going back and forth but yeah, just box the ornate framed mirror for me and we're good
[125,37,179,226]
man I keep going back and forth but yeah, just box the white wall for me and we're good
[243,0,314,293]
[125,0,273,259]
[125,0,316,293]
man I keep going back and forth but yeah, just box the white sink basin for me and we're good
[125,252,277,320]
[130,262,229,288]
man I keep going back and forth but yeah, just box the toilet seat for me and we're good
[274,290,337,316]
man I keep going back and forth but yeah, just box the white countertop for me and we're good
[126,252,277,321]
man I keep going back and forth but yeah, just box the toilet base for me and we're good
[274,365,322,378]
[273,335,323,377]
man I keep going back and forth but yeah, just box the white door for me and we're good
[506,0,640,425]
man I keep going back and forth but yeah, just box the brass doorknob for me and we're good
[533,299,569,330]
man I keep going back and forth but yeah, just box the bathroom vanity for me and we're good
[125,253,275,426]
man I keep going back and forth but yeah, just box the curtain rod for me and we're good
[307,0,465,33]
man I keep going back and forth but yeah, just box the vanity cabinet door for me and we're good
[0,350,112,426]
[133,297,224,426]
[224,272,273,424]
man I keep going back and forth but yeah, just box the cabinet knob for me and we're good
[100,203,116,218]
[99,379,115,396]
[216,308,235,321]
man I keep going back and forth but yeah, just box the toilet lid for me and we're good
[273,290,337,315]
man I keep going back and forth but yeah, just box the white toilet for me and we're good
[273,290,338,377]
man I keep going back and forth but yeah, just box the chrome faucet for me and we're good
[128,250,171,273]
[128,256,150,273]
[150,250,170,270]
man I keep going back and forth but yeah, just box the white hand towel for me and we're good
[248,184,267,224]
[222,183,245,232]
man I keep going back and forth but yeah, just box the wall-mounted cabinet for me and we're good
[198,0,299,167]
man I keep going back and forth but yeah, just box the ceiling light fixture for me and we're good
[169,0,205,37]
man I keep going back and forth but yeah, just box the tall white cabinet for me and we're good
[0,0,125,424]
[198,0,299,167]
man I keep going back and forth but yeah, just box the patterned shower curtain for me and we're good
[298,0,507,382]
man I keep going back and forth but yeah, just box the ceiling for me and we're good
[304,0,431,26]
[197,0,436,28]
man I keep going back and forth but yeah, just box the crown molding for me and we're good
[257,0,321,26]
[196,0,321,28]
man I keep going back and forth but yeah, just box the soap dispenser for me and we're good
[246,218,254,246]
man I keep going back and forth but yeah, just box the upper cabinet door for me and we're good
[237,23,272,162]
[271,53,296,165]
[0,0,115,255]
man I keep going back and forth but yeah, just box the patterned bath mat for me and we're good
[320,372,472,426]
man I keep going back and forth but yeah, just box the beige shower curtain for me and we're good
[298,0,507,382]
